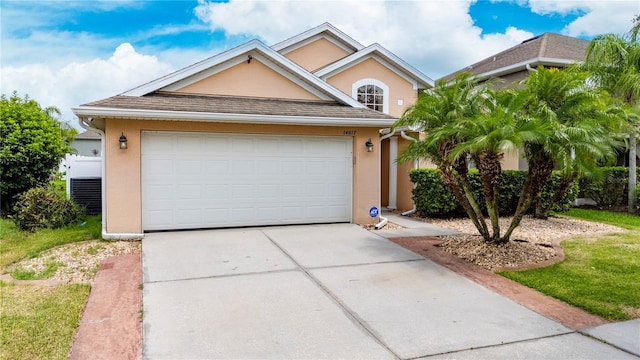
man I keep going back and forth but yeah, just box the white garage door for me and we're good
[141,131,353,231]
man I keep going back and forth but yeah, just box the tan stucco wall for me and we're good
[283,38,351,72]
[325,58,417,118]
[502,151,520,170]
[176,59,321,100]
[103,119,382,233]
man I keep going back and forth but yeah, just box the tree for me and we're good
[582,18,640,212]
[512,67,623,222]
[397,68,622,244]
[397,74,493,241]
[0,92,71,213]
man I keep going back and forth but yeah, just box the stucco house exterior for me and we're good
[73,23,433,238]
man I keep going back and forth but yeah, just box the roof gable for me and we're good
[314,43,434,89]
[121,39,364,108]
[272,22,364,55]
[282,37,352,72]
[166,55,323,101]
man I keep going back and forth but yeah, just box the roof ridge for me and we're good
[538,33,550,57]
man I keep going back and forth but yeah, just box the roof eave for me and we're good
[314,44,434,88]
[71,106,396,128]
[118,40,366,109]
[470,57,580,82]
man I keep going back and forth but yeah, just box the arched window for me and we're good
[352,78,389,114]
[356,85,384,112]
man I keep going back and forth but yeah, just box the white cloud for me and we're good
[528,0,639,37]
[194,0,534,79]
[0,43,174,127]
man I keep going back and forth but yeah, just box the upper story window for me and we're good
[357,85,384,112]
[352,78,389,114]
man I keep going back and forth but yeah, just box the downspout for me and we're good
[374,128,397,229]
[79,117,144,240]
[400,131,418,216]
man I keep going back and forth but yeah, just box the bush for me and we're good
[12,186,84,231]
[636,184,640,211]
[410,169,578,217]
[410,169,459,216]
[579,167,640,206]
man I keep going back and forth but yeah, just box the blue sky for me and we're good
[1,0,638,126]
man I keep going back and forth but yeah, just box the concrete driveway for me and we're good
[142,224,636,359]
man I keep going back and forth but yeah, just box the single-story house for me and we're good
[73,23,433,238]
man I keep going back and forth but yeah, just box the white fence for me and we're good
[64,154,102,196]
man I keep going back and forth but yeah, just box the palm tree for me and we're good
[582,18,640,212]
[396,74,492,240]
[501,66,624,241]
[448,88,548,242]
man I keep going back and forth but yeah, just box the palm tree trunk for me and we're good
[629,133,637,213]
[476,152,503,243]
[455,160,490,235]
[534,174,576,219]
[439,166,491,240]
[502,154,555,242]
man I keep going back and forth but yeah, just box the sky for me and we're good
[1,0,639,128]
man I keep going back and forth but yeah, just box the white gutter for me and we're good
[374,128,398,230]
[400,131,419,216]
[78,118,144,240]
[72,106,395,127]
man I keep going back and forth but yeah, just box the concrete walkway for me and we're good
[142,224,639,359]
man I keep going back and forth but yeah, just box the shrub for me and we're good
[579,167,640,206]
[410,169,458,216]
[534,173,580,218]
[410,168,578,217]
[12,186,84,231]
[636,184,640,211]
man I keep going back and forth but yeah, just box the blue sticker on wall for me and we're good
[369,206,379,218]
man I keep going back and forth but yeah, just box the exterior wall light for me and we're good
[365,138,374,152]
[119,133,128,150]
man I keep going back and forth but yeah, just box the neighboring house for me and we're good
[71,130,102,156]
[440,32,589,85]
[72,23,433,238]
[439,33,590,170]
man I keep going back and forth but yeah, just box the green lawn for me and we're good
[0,216,101,269]
[0,281,90,360]
[0,215,102,359]
[499,209,640,320]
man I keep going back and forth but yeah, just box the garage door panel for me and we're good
[142,132,352,231]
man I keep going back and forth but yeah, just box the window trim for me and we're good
[351,78,389,114]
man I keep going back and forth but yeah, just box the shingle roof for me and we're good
[81,92,395,120]
[75,130,101,139]
[440,33,589,82]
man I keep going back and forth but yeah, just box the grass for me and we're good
[0,281,90,360]
[500,209,640,320]
[51,180,66,196]
[0,215,102,359]
[11,261,63,280]
[0,215,101,269]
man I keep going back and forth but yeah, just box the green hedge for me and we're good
[410,169,578,217]
[578,167,640,206]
